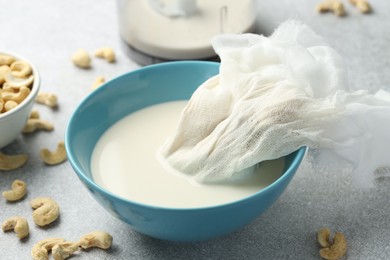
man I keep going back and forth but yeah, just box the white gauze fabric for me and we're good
[159,20,390,185]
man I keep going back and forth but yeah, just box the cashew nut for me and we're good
[78,231,113,250]
[36,92,58,108]
[349,0,371,13]
[2,82,18,92]
[2,85,31,103]
[4,100,18,112]
[318,230,347,260]
[71,49,91,69]
[0,57,33,115]
[31,232,113,259]
[95,47,116,63]
[0,54,15,66]
[30,197,60,226]
[5,73,34,88]
[30,110,40,119]
[40,141,67,165]
[0,152,28,170]
[31,238,66,260]
[2,216,29,239]
[52,242,80,260]
[10,60,33,78]
[2,179,27,201]
[91,76,105,89]
[317,227,332,248]
[317,0,345,16]
[22,118,54,133]
[0,65,11,84]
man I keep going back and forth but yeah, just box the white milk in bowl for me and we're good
[91,101,285,208]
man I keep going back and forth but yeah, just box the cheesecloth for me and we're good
[159,20,390,185]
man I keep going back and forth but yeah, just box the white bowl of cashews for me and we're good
[0,51,40,148]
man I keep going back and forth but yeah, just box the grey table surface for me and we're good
[1,0,390,259]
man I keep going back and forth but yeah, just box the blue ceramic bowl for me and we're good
[65,61,306,242]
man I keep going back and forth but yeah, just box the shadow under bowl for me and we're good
[65,61,306,242]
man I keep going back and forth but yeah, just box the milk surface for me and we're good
[91,101,285,208]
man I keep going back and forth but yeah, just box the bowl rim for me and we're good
[0,51,41,121]
[65,60,307,212]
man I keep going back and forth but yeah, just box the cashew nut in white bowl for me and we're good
[2,82,17,92]
[2,216,29,239]
[0,152,28,170]
[2,86,31,103]
[31,238,66,260]
[95,47,116,63]
[40,141,67,165]
[0,65,11,84]
[0,51,40,149]
[4,73,34,89]
[30,197,60,226]
[71,49,91,69]
[0,54,15,66]
[78,231,113,250]
[4,100,18,112]
[2,179,27,201]
[10,60,32,78]
[36,92,58,108]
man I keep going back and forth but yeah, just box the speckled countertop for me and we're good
[1,0,390,259]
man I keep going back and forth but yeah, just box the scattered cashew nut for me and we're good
[317,0,345,16]
[78,231,113,250]
[31,238,66,260]
[31,197,60,226]
[95,47,116,63]
[0,152,28,170]
[31,231,113,260]
[22,118,54,133]
[71,49,91,69]
[349,0,371,13]
[2,179,27,201]
[40,141,67,165]
[36,92,58,108]
[317,227,332,248]
[2,216,29,239]
[318,229,347,260]
[30,110,40,119]
[10,60,33,78]
[91,76,105,89]
[52,242,80,260]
